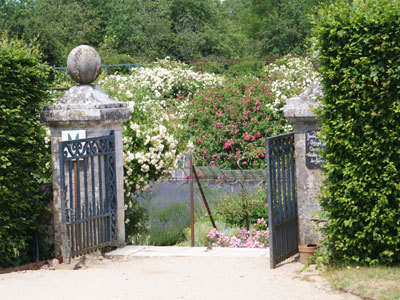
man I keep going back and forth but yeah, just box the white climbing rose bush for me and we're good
[98,58,222,238]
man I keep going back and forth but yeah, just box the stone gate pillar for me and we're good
[283,80,323,245]
[41,45,131,256]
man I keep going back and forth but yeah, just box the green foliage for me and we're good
[1,0,321,66]
[192,60,267,78]
[0,0,248,66]
[169,0,247,59]
[104,0,173,61]
[98,35,136,66]
[217,187,268,227]
[0,34,50,267]
[313,0,400,265]
[0,0,110,66]
[231,60,266,77]
[223,0,321,57]
[259,0,313,56]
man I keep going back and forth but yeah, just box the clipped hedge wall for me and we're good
[0,34,50,267]
[313,0,400,265]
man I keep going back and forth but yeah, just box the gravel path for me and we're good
[0,251,360,300]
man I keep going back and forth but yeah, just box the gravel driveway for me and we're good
[0,248,360,300]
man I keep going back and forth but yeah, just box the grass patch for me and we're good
[324,265,400,300]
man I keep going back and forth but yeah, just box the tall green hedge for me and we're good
[0,34,50,267]
[313,0,400,265]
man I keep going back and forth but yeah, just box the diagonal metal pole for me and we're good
[190,155,195,247]
[192,165,217,230]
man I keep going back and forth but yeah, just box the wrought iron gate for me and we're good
[266,133,298,268]
[59,131,117,260]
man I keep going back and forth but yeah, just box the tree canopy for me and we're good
[0,0,323,66]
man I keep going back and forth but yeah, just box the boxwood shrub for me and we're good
[0,34,50,267]
[313,0,400,265]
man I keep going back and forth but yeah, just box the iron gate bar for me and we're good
[59,131,117,261]
[266,132,298,269]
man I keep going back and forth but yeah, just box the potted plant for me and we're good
[298,244,317,264]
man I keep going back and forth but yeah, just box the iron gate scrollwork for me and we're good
[266,133,298,269]
[59,131,117,261]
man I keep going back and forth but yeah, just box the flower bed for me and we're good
[206,218,269,248]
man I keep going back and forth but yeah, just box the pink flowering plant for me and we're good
[187,75,290,169]
[206,218,269,249]
[187,57,318,169]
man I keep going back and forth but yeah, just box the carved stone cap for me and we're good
[51,85,122,109]
[283,79,323,124]
[41,85,131,126]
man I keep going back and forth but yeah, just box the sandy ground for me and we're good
[0,253,360,300]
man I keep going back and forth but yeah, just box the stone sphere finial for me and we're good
[67,45,101,84]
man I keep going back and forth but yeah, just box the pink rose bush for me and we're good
[188,75,290,169]
[188,57,318,170]
[206,218,269,249]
